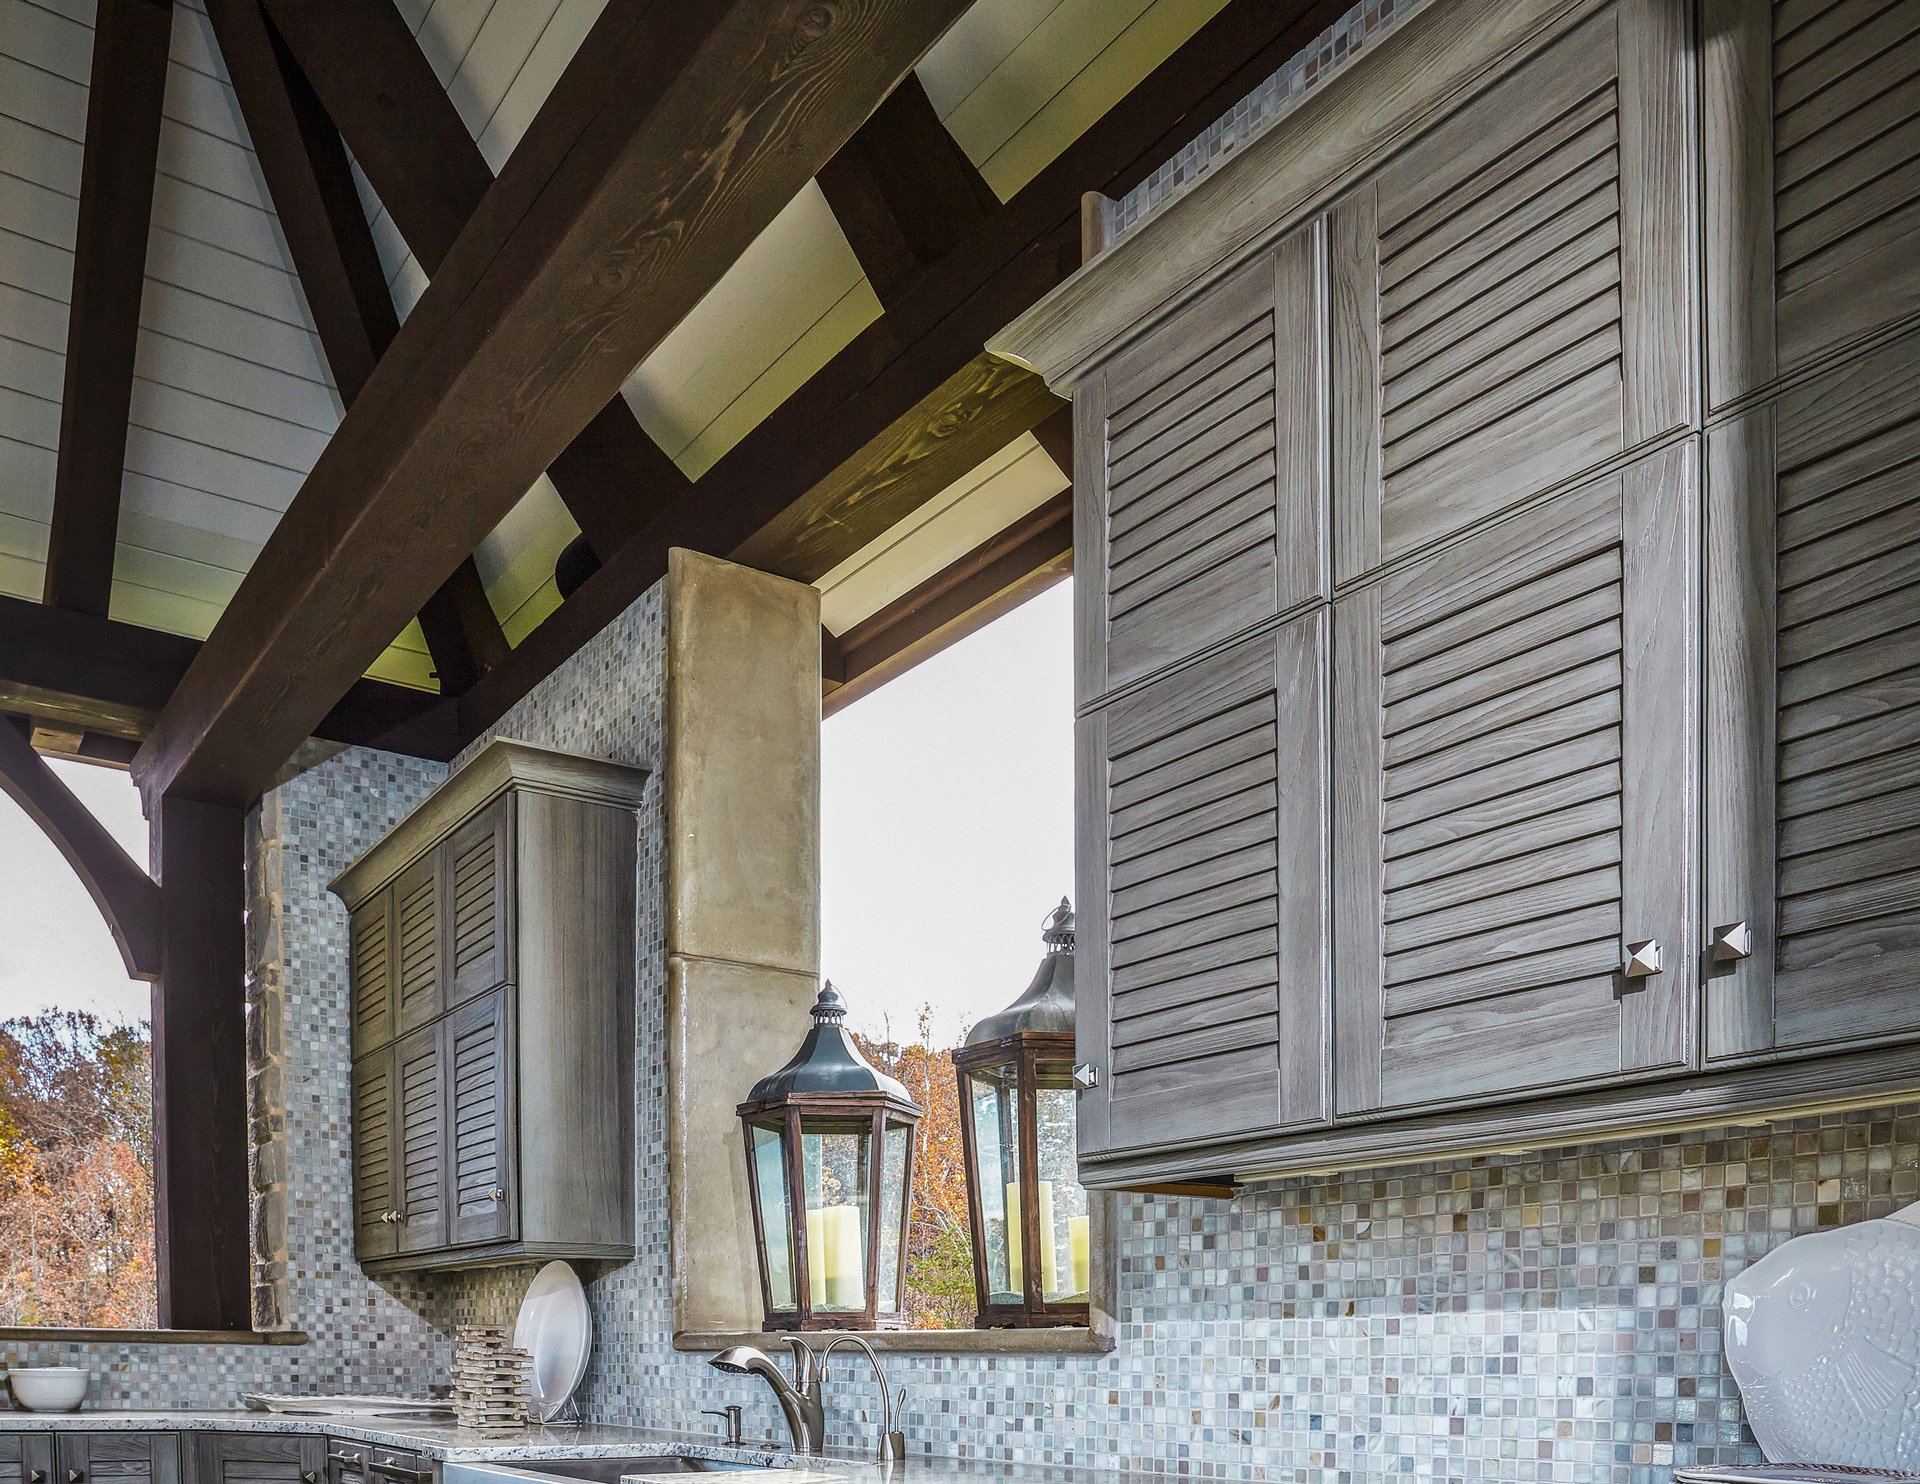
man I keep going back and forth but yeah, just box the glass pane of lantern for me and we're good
[1035,1061,1089,1302]
[801,1124,871,1312]
[967,1067,1020,1304]
[751,1122,796,1310]
[876,1121,909,1314]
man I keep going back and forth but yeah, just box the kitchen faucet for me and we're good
[707,1335,906,1464]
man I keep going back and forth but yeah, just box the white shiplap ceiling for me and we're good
[0,0,1231,690]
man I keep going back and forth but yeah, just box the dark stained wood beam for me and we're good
[135,0,971,808]
[151,793,250,1330]
[258,0,691,559]
[821,490,1071,715]
[441,0,1352,746]
[257,0,492,273]
[816,74,996,310]
[0,593,454,757]
[0,717,162,981]
[41,0,175,617]
[204,0,394,402]
[416,558,510,694]
[205,0,507,696]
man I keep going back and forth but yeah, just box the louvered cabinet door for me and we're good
[1077,615,1327,1160]
[351,1050,398,1259]
[1706,331,1920,1058]
[1332,444,1696,1115]
[447,797,514,1008]
[1078,222,1324,701]
[392,1020,447,1252]
[1705,0,1920,407]
[445,988,516,1247]
[54,1436,179,1484]
[348,894,393,1057]
[1329,0,1693,584]
[390,852,443,1036]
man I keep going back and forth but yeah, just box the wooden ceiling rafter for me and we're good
[133,0,974,808]
[438,0,1352,749]
[205,0,509,697]
[815,73,998,311]
[41,0,176,619]
[258,0,692,562]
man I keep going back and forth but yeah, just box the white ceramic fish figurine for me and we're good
[1724,1201,1920,1469]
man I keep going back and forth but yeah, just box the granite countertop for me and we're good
[0,1414,1099,1484]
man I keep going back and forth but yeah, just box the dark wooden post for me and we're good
[152,794,252,1331]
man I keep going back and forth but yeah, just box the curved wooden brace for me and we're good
[0,718,161,982]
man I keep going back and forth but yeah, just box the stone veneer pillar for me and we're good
[245,791,291,1331]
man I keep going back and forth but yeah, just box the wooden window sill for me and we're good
[0,1328,310,1346]
[674,1327,1112,1356]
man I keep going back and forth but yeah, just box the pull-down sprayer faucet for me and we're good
[708,1335,906,1464]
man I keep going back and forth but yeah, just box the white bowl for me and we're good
[7,1367,90,1412]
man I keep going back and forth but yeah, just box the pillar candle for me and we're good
[1068,1214,1090,1296]
[806,1204,864,1309]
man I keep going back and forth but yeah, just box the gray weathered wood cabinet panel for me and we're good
[1704,0,1920,408]
[445,987,517,1248]
[1333,445,1697,1114]
[56,1435,180,1484]
[332,739,643,1272]
[349,1050,397,1259]
[1705,327,1920,1059]
[0,1433,52,1484]
[1076,611,1328,1160]
[1078,221,1325,704]
[188,1434,323,1484]
[1329,0,1694,585]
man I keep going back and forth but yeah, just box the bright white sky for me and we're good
[822,578,1074,1049]
[0,756,152,1025]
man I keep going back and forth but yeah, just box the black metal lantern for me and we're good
[736,983,922,1331]
[954,899,1090,1328]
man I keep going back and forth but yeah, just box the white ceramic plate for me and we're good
[514,1260,592,1422]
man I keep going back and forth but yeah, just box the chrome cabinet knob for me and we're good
[1072,1063,1099,1090]
[487,1187,506,1202]
[1623,939,1664,978]
[1709,921,1753,962]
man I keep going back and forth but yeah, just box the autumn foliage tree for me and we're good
[855,1007,975,1329]
[0,1011,156,1327]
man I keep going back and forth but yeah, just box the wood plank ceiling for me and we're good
[0,0,1230,698]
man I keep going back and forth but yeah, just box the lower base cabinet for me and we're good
[52,1436,181,1484]
[189,1435,322,1484]
[0,1434,51,1484]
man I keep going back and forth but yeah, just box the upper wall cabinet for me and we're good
[1077,224,1324,702]
[1705,0,1920,408]
[332,739,645,1274]
[1075,610,1327,1163]
[1332,444,1696,1115]
[1330,0,1694,584]
[1705,328,1920,1061]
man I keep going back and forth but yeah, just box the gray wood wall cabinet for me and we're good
[331,738,646,1272]
[991,0,1920,1188]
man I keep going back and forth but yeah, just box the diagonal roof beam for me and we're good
[443,0,1352,745]
[42,0,175,617]
[134,0,971,808]
[259,0,690,560]
[205,0,505,696]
